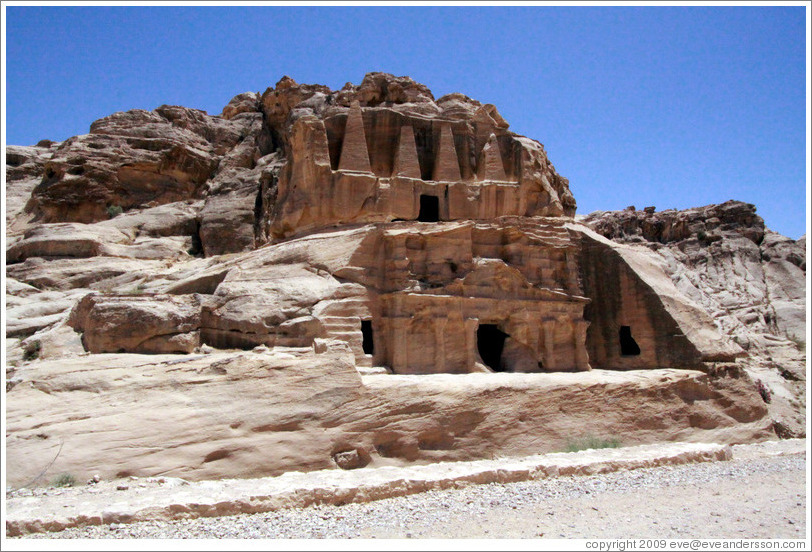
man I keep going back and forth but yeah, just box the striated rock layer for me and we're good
[4,73,805,485]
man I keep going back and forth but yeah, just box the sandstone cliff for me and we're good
[9,73,575,255]
[582,202,806,437]
[4,74,804,487]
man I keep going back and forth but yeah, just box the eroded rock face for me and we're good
[581,202,806,437]
[5,73,596,374]
[581,201,805,351]
[7,80,793,382]
[30,106,247,225]
[5,142,61,237]
[4,351,772,488]
[574,224,744,370]
[5,75,803,485]
[11,72,576,258]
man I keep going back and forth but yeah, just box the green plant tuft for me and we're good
[106,205,124,218]
[22,340,41,361]
[562,434,621,453]
[126,283,149,295]
[53,473,76,487]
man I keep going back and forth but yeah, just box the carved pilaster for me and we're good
[565,250,580,295]
[542,319,556,370]
[391,317,409,373]
[574,319,591,371]
[434,316,447,372]
[464,318,478,371]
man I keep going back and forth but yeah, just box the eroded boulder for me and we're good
[67,293,203,354]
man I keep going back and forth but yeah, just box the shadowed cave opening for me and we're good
[477,324,509,372]
[619,325,641,356]
[418,194,440,222]
[361,320,374,355]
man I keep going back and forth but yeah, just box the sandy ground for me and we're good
[6,440,807,541]
[373,454,807,539]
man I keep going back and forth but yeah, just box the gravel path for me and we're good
[16,452,806,540]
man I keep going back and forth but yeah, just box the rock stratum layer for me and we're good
[4,73,806,488]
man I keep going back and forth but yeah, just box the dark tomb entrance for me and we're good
[418,194,440,222]
[361,320,374,355]
[477,324,509,372]
[619,325,640,356]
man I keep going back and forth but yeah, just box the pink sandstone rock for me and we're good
[4,73,804,486]
[338,101,373,173]
[392,125,421,179]
[432,124,462,182]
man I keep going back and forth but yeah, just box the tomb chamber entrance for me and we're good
[619,325,640,356]
[477,323,509,372]
[361,319,374,355]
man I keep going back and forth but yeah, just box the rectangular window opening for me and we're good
[418,194,440,222]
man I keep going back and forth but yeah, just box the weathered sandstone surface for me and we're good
[4,73,805,487]
[16,440,805,537]
[5,348,771,491]
[582,202,806,437]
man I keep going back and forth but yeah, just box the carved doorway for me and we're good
[619,325,640,356]
[361,320,374,354]
[477,323,509,371]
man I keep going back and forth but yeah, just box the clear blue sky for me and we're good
[4,5,808,238]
